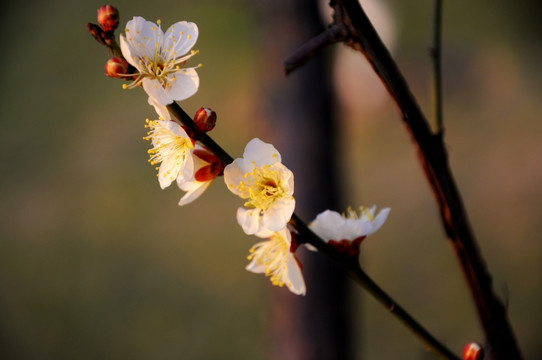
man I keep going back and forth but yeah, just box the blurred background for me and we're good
[1,0,541,359]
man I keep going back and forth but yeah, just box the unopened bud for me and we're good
[87,23,106,45]
[97,5,119,32]
[462,342,484,360]
[105,57,129,78]
[194,107,217,133]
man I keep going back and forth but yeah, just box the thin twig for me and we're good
[430,0,444,134]
[284,24,348,75]
[331,0,522,358]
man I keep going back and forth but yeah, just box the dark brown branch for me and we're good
[330,0,522,358]
[283,24,348,75]
[430,0,444,134]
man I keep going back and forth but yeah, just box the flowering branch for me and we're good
[285,0,520,358]
[87,5,487,359]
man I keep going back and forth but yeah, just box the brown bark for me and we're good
[255,0,352,359]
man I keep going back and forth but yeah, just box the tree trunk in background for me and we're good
[256,1,353,359]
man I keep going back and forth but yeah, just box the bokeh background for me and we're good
[1,0,541,359]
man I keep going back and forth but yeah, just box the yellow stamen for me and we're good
[248,234,291,288]
[236,165,290,212]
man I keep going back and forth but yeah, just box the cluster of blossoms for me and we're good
[98,11,390,296]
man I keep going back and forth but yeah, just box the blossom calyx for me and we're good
[194,107,216,133]
[176,146,224,206]
[105,57,129,78]
[97,5,120,33]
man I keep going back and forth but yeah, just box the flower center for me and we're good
[143,119,194,167]
[237,164,288,212]
[247,234,290,288]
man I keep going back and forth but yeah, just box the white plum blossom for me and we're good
[143,118,194,189]
[177,145,223,206]
[309,206,390,257]
[247,228,306,296]
[120,16,200,105]
[224,138,295,235]
[146,99,220,206]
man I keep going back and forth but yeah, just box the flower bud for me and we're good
[194,107,217,133]
[97,5,119,33]
[105,57,129,78]
[87,23,106,45]
[462,342,484,360]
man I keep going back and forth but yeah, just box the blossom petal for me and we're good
[223,159,252,198]
[164,21,198,56]
[163,120,188,137]
[119,35,138,68]
[158,158,180,188]
[122,17,162,65]
[237,207,260,235]
[311,210,345,240]
[141,78,172,105]
[165,68,199,103]
[286,254,306,295]
[365,207,391,236]
[179,152,194,181]
[129,17,163,55]
[246,254,265,274]
[178,180,212,206]
[254,228,277,239]
[243,138,281,166]
[262,198,295,232]
[148,97,171,120]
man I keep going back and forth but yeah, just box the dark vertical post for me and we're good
[255,1,352,359]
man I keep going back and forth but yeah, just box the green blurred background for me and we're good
[1,0,540,358]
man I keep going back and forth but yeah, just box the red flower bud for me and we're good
[462,342,484,360]
[105,57,129,78]
[193,148,225,182]
[194,107,217,133]
[97,5,119,33]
